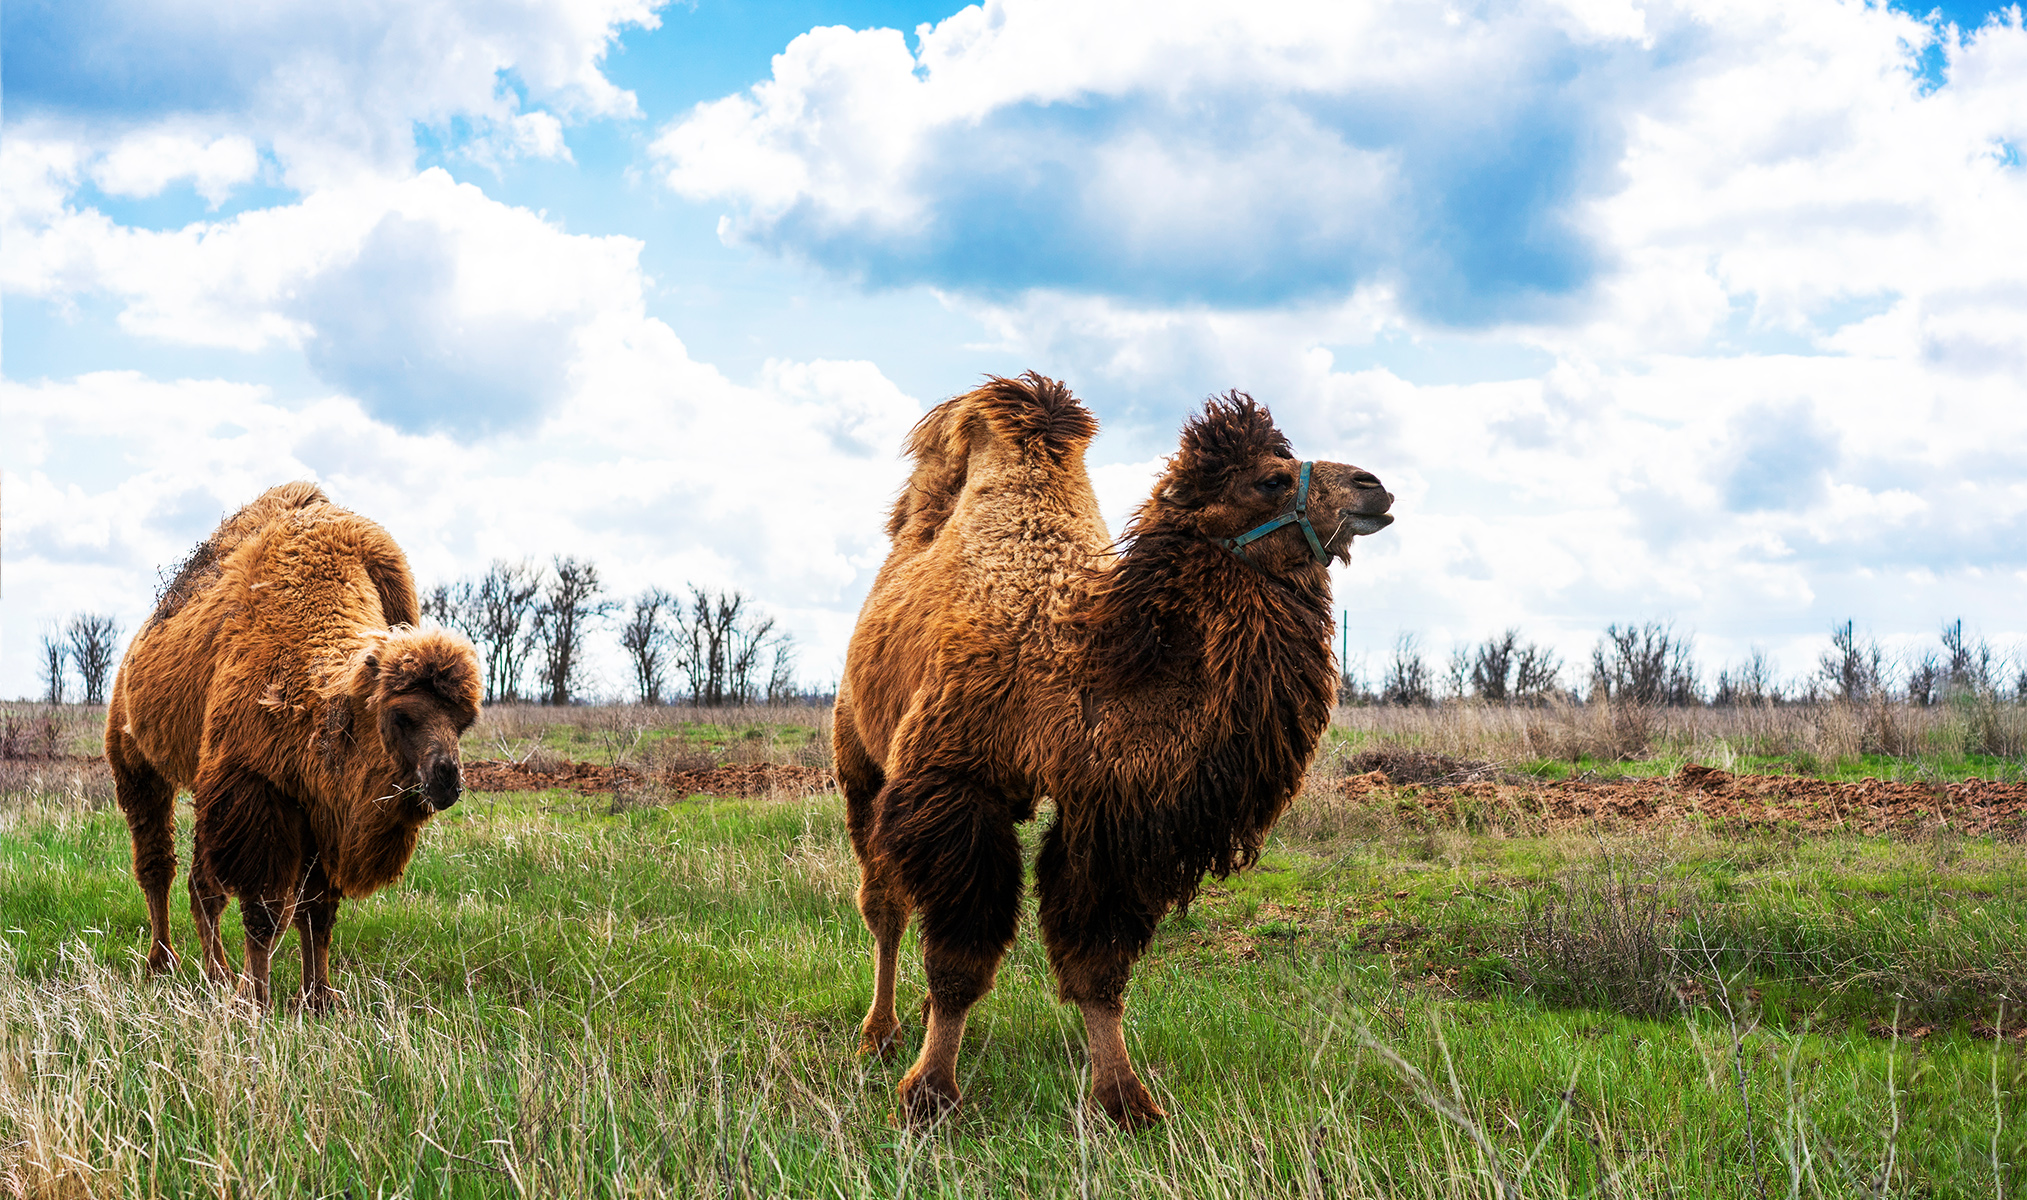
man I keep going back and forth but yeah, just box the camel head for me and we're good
[341,626,482,815]
[1151,392,1394,570]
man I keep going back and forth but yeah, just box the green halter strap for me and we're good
[1218,460,1329,567]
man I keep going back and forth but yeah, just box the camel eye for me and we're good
[1258,476,1291,494]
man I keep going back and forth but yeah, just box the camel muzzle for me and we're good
[422,757,462,812]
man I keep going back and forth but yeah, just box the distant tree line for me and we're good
[36,614,122,706]
[1348,618,2027,708]
[423,557,800,706]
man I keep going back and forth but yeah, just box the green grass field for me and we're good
[2,710,2024,1198]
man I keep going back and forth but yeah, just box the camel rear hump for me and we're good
[145,481,330,628]
[885,373,1099,547]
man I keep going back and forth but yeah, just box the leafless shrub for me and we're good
[1508,858,1692,1017]
[1334,693,2027,777]
[0,708,69,761]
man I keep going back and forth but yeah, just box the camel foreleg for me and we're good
[1036,821,1168,1129]
[293,857,342,1013]
[188,850,235,985]
[194,762,306,1010]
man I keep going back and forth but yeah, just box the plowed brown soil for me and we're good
[454,755,2027,838]
[461,758,831,799]
[1336,762,2027,838]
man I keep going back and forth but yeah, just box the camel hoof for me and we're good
[145,946,179,976]
[1093,1076,1167,1130]
[858,1020,903,1060]
[896,1069,961,1127]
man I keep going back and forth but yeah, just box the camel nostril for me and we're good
[427,759,462,810]
[1351,472,1383,489]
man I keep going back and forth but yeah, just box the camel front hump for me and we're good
[104,482,482,1010]
[835,374,1394,1129]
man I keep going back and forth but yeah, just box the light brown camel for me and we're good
[834,374,1395,1126]
[106,482,481,1008]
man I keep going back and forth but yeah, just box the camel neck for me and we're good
[1072,524,1334,698]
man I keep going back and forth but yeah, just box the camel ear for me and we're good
[1159,480,1203,510]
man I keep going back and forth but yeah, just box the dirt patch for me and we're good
[463,758,833,799]
[1338,762,2027,838]
[1338,747,1504,785]
[457,753,2026,835]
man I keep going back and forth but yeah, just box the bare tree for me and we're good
[533,555,616,706]
[1713,647,1780,706]
[1905,650,1944,707]
[1338,652,1376,705]
[65,613,121,705]
[1469,630,1518,701]
[1466,629,1563,703]
[1513,642,1563,701]
[764,634,800,704]
[671,587,797,705]
[620,587,674,704]
[1939,618,1995,699]
[39,629,69,706]
[1380,633,1434,706]
[421,580,475,634]
[1817,620,1883,704]
[1442,645,1470,700]
[470,560,543,702]
[726,611,777,705]
[1591,622,1699,706]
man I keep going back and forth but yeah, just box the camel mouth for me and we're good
[1344,513,1394,536]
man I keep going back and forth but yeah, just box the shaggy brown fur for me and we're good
[106,483,481,1009]
[836,373,1395,1127]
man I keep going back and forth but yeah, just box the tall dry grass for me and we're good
[1326,697,2027,776]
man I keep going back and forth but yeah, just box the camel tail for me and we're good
[147,481,331,626]
[885,373,1097,545]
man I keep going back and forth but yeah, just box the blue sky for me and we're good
[6,0,2027,699]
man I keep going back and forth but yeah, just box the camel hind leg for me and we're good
[836,700,907,1057]
[876,768,1024,1124]
[105,706,179,975]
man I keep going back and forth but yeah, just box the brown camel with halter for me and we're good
[835,374,1395,1126]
